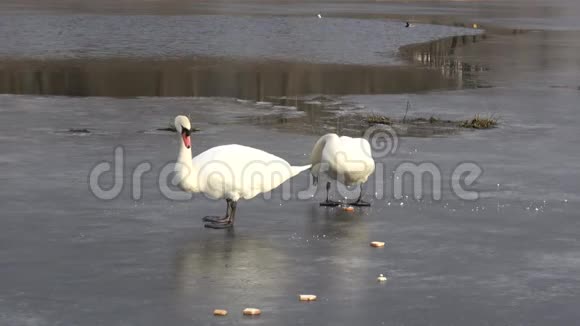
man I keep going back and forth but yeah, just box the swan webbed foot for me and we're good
[320,200,341,207]
[203,199,236,229]
[349,199,371,207]
[204,221,234,229]
[202,215,229,223]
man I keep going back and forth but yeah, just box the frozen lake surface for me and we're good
[0,14,479,64]
[1,1,580,325]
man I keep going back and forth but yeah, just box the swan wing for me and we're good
[322,136,375,184]
[192,144,306,200]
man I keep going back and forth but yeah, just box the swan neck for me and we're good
[177,143,192,167]
[310,134,335,176]
[176,139,198,191]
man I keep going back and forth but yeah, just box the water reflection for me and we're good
[173,232,290,315]
[0,17,490,98]
[400,33,489,78]
[0,57,463,98]
[0,23,489,98]
[173,207,375,322]
[304,203,371,240]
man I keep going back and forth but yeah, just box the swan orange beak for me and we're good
[181,128,191,149]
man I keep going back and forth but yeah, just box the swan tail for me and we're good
[290,164,312,177]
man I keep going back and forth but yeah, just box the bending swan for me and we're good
[310,133,375,206]
[173,115,311,229]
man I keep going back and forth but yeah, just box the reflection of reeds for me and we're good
[459,114,497,129]
[0,57,462,97]
[399,33,488,81]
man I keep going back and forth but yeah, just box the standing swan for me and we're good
[310,133,375,206]
[173,116,311,229]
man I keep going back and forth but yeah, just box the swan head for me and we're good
[174,115,192,149]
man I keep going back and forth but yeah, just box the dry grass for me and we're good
[366,113,392,125]
[414,116,441,123]
[365,112,497,130]
[459,114,498,129]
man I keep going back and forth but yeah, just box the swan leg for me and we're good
[204,200,236,229]
[202,199,232,223]
[349,184,371,207]
[320,181,341,206]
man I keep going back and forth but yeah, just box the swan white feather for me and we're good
[310,133,375,186]
[185,144,309,201]
[310,133,375,205]
[172,115,310,228]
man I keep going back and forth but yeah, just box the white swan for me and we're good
[310,133,375,206]
[173,115,311,229]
